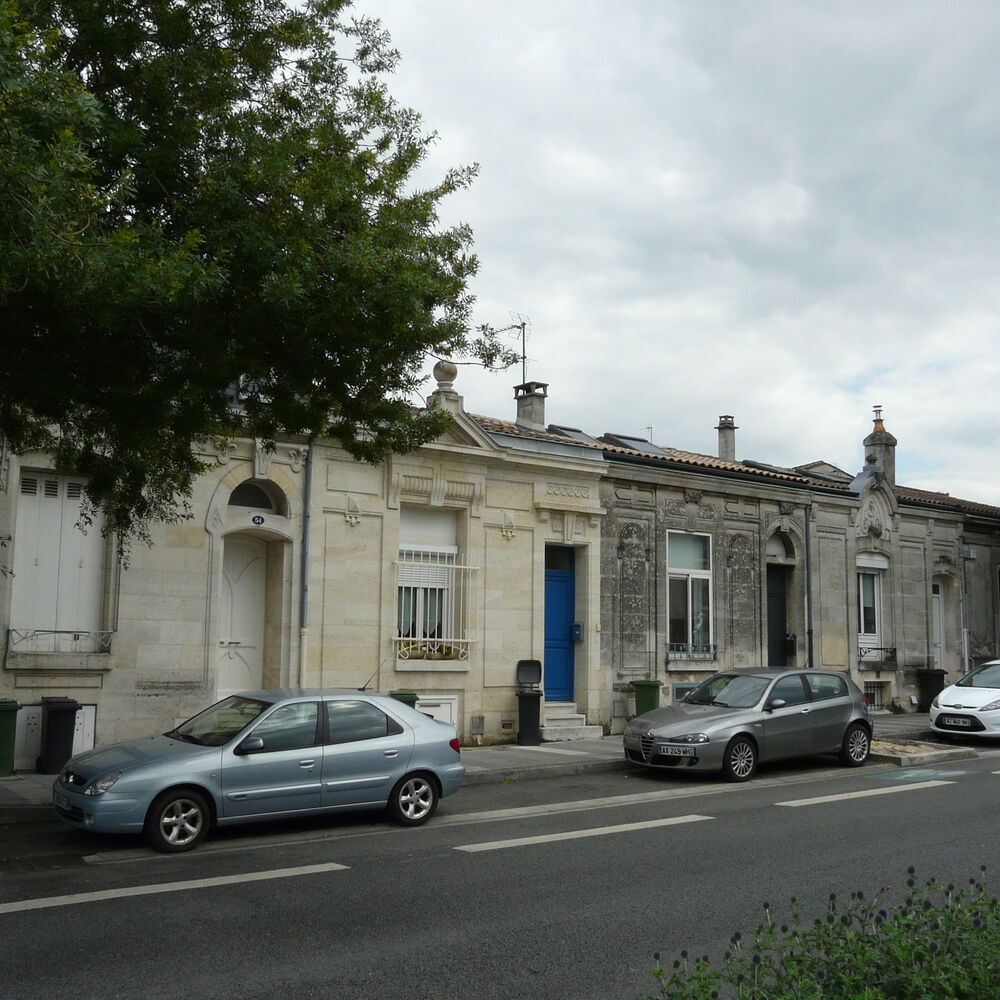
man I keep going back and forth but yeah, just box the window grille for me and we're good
[395,547,476,660]
[863,681,884,710]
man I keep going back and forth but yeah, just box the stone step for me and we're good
[540,723,605,741]
[544,711,586,724]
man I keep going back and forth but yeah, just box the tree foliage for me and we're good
[0,0,514,549]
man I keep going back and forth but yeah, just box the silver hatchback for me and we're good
[53,690,465,851]
[623,669,872,781]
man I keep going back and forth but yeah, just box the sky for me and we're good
[350,0,1000,505]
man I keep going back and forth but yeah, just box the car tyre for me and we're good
[722,736,757,782]
[839,723,871,767]
[389,774,439,826]
[144,789,210,853]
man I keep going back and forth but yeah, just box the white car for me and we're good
[930,660,1000,738]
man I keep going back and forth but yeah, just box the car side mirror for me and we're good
[766,698,787,712]
[236,735,265,755]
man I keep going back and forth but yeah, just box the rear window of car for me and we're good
[805,673,849,701]
[326,700,404,744]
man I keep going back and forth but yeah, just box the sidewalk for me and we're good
[0,712,959,811]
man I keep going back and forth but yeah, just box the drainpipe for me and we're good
[805,504,814,668]
[298,437,315,686]
[960,537,970,673]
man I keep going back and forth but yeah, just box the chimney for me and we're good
[515,381,548,432]
[863,405,897,486]
[716,415,737,462]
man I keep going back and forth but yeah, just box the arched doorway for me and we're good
[214,478,291,698]
[765,531,796,667]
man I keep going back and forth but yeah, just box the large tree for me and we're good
[0,0,512,550]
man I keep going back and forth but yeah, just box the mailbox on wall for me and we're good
[572,622,583,642]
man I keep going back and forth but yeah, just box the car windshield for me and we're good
[167,696,269,746]
[685,674,770,709]
[956,663,1000,689]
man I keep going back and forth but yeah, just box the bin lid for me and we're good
[516,659,542,685]
[0,699,21,710]
[41,696,82,709]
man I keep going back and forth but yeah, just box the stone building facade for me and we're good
[595,412,1000,726]
[3,372,1000,765]
[0,366,607,764]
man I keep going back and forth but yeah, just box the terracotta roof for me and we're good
[471,414,810,483]
[468,413,1000,521]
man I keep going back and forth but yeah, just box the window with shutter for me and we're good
[9,472,109,653]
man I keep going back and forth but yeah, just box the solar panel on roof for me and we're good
[547,424,601,445]
[601,433,673,457]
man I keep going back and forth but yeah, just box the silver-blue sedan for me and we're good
[52,689,465,852]
[623,669,872,781]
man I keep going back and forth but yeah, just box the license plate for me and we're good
[942,716,971,727]
[659,745,696,757]
[54,791,69,810]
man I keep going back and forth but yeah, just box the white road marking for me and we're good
[777,780,953,807]
[0,862,348,914]
[455,814,713,852]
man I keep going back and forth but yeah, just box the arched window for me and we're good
[229,482,276,511]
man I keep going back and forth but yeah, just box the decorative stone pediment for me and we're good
[392,467,484,516]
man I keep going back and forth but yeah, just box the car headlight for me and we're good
[85,771,122,796]
[978,700,1000,712]
[931,696,939,710]
[666,733,710,744]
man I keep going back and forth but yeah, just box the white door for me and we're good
[931,583,944,669]
[217,535,267,699]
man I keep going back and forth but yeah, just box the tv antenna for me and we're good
[495,312,532,383]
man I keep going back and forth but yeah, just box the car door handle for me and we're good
[799,708,811,714]
[299,759,316,769]
[383,750,399,758]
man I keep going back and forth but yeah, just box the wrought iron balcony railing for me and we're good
[666,642,717,663]
[858,645,897,669]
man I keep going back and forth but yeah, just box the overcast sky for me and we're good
[351,0,1000,505]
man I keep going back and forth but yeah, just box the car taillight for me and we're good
[449,738,461,754]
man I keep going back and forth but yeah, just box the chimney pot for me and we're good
[716,414,738,462]
[515,381,548,431]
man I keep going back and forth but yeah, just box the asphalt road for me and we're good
[4,749,1000,1000]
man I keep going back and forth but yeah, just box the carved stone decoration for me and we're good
[345,497,361,526]
[778,501,796,516]
[214,438,238,465]
[547,482,591,499]
[857,494,885,540]
[684,489,703,505]
[618,522,651,671]
[286,447,305,474]
[562,512,578,544]
[614,483,654,506]
[665,501,687,517]
[726,534,758,662]
[253,439,272,479]
[501,511,516,541]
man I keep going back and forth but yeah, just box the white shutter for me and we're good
[10,473,105,651]
[55,480,104,640]
[10,475,62,634]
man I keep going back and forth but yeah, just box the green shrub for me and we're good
[643,867,1000,1000]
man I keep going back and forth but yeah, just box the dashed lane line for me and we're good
[0,862,349,915]
[454,814,713,852]
[776,779,954,807]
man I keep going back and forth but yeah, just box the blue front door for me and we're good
[544,547,575,701]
